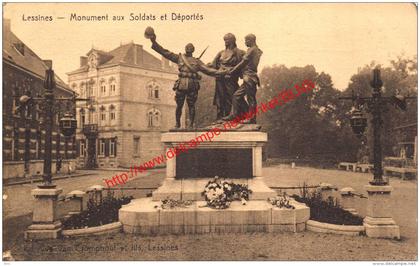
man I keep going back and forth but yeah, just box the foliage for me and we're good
[202,177,252,209]
[256,64,360,162]
[292,185,363,226]
[157,198,193,209]
[62,191,133,229]
[268,192,295,209]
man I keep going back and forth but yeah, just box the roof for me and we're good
[68,42,176,74]
[3,23,69,90]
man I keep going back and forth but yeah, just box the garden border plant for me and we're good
[62,190,133,230]
[291,182,363,226]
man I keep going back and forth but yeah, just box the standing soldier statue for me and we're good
[145,27,223,129]
[223,34,263,124]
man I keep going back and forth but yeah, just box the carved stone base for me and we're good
[364,217,400,239]
[363,185,400,239]
[25,221,62,239]
[25,188,63,239]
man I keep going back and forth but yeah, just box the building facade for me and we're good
[67,42,180,168]
[3,20,77,180]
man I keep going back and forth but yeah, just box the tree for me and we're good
[257,65,358,162]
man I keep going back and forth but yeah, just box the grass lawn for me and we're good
[5,164,418,261]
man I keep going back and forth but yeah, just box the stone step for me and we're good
[152,178,277,201]
[119,198,310,235]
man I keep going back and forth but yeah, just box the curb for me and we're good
[306,219,365,236]
[62,222,122,237]
[4,172,92,186]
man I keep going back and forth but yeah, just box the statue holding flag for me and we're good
[145,26,224,129]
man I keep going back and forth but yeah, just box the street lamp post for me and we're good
[340,68,416,185]
[339,68,416,239]
[23,63,87,239]
[18,65,87,187]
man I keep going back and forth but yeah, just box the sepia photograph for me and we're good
[1,2,418,262]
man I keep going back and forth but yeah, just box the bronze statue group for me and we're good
[145,27,263,129]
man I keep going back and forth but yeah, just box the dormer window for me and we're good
[88,54,97,70]
[13,42,25,55]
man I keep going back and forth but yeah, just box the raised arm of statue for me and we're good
[151,40,180,64]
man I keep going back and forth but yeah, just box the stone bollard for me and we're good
[25,187,63,239]
[66,190,87,215]
[339,187,358,215]
[319,183,334,202]
[86,185,104,205]
[363,185,400,239]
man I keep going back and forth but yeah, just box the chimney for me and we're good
[80,56,87,67]
[3,19,11,32]
[43,60,52,69]
[161,57,170,69]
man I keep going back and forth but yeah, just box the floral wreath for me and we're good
[202,176,252,209]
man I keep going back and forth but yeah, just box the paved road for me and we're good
[3,169,165,220]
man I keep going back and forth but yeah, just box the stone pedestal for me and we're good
[363,185,400,239]
[339,187,358,215]
[154,130,277,200]
[119,129,309,235]
[66,190,87,214]
[318,182,334,202]
[25,188,63,239]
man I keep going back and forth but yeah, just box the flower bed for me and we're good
[62,191,133,230]
[292,187,363,226]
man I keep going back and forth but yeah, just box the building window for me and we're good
[133,137,140,156]
[100,80,106,96]
[87,79,95,97]
[99,106,107,126]
[80,140,85,157]
[35,106,41,121]
[79,108,85,127]
[147,80,160,99]
[99,139,105,156]
[35,139,39,159]
[109,104,116,123]
[12,96,19,117]
[109,77,116,95]
[110,138,116,157]
[80,82,86,98]
[147,108,161,128]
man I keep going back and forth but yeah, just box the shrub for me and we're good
[62,191,133,229]
[292,183,363,226]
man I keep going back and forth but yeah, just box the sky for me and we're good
[3,3,417,91]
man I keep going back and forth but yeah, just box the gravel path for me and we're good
[4,164,417,260]
[12,231,416,260]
